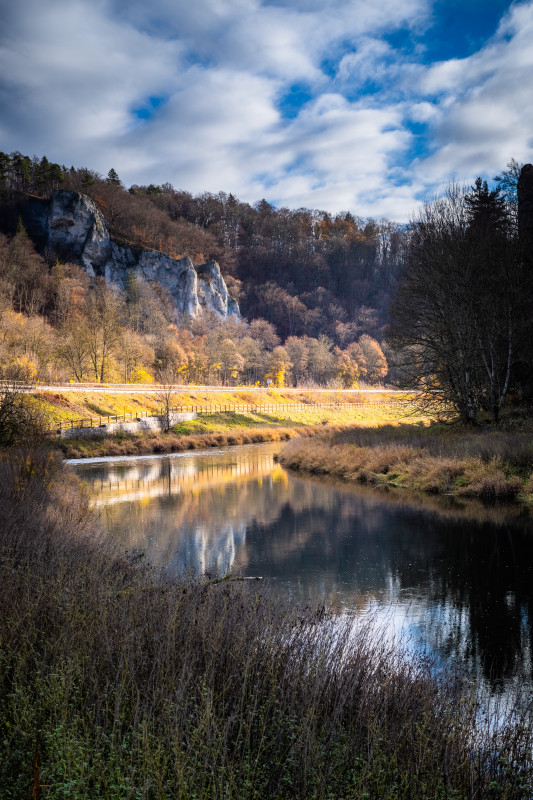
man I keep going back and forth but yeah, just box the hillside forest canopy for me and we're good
[0,150,531,408]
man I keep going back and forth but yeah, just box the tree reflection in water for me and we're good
[71,442,533,692]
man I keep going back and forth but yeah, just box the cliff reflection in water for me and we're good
[73,442,533,688]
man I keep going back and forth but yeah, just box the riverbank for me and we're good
[277,414,533,504]
[57,401,422,458]
[1,448,531,798]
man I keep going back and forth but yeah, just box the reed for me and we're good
[58,423,343,459]
[278,421,533,500]
[0,450,531,798]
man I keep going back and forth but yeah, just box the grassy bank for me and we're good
[34,387,409,428]
[278,415,533,503]
[57,402,422,459]
[1,449,532,799]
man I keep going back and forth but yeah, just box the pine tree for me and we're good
[106,168,121,185]
[36,155,50,195]
[0,152,11,193]
[465,178,507,235]
[81,170,94,191]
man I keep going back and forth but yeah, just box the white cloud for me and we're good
[1,0,533,222]
[411,1,533,188]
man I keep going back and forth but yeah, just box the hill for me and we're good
[0,150,393,388]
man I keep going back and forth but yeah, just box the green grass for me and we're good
[50,397,427,459]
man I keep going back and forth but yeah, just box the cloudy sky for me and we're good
[1,0,532,219]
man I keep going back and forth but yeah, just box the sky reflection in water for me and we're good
[71,442,533,693]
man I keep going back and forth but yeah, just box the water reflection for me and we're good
[71,442,533,690]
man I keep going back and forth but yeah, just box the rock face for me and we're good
[46,190,239,320]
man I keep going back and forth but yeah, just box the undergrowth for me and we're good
[0,449,532,798]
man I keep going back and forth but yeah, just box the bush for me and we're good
[0,384,50,447]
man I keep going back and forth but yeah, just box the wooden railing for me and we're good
[59,401,405,431]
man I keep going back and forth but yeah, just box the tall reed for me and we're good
[0,450,531,799]
[279,422,533,499]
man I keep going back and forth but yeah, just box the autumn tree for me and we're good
[238,336,265,385]
[218,338,244,385]
[119,329,154,383]
[335,347,359,388]
[285,336,309,386]
[358,335,388,384]
[0,227,49,315]
[265,346,291,387]
[85,280,123,382]
[57,316,91,382]
[306,336,335,385]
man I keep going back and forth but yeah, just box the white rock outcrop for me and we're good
[46,190,240,320]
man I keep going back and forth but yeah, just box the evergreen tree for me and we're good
[11,152,32,192]
[106,168,121,185]
[0,152,11,193]
[36,155,50,195]
[465,178,507,236]
[49,162,65,191]
[81,170,94,191]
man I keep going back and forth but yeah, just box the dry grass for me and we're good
[278,420,533,502]
[58,423,346,459]
[1,450,532,798]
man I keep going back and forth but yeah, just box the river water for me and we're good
[69,441,533,694]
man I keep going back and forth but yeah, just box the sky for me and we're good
[1,0,533,221]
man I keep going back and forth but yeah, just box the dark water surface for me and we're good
[70,442,533,692]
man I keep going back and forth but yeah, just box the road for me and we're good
[2,382,410,395]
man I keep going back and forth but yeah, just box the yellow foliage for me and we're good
[11,355,37,381]
[264,365,285,387]
[129,366,154,384]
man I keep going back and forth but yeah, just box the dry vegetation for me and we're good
[278,415,533,503]
[60,423,331,459]
[1,449,532,799]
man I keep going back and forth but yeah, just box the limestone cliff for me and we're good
[45,190,240,320]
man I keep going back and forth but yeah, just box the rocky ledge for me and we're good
[46,190,240,320]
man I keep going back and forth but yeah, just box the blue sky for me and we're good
[1,0,532,220]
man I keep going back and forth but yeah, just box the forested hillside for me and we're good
[0,150,393,387]
[2,150,530,405]
[0,152,407,336]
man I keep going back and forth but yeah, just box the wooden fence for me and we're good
[59,401,406,432]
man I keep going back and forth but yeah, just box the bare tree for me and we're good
[156,365,181,432]
[390,182,521,422]
[85,280,123,382]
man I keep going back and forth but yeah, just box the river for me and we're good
[69,441,533,695]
